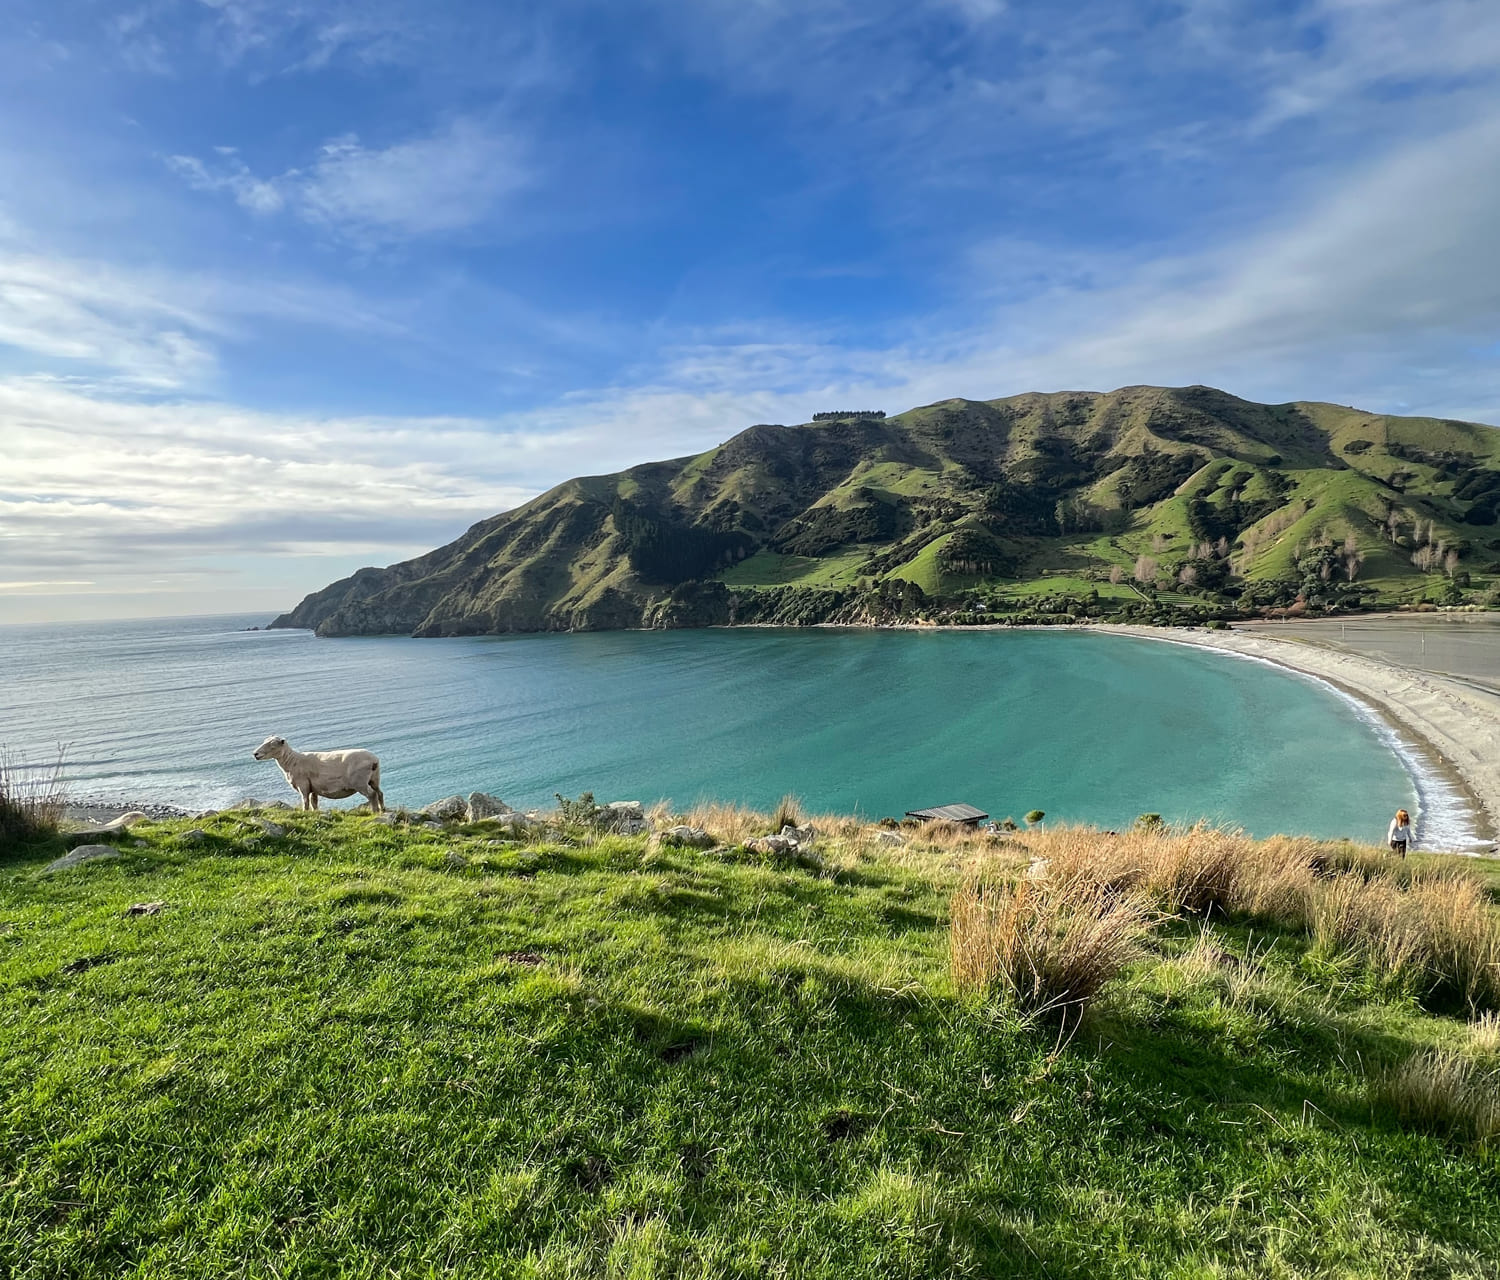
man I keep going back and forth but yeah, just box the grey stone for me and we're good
[64,810,150,849]
[466,792,514,821]
[126,900,165,916]
[231,798,263,811]
[780,824,817,847]
[420,795,469,821]
[745,835,798,856]
[371,812,400,826]
[656,824,714,849]
[181,828,208,844]
[253,818,286,838]
[605,800,645,821]
[44,845,122,873]
[873,830,907,847]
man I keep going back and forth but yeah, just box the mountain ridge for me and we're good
[272,385,1500,636]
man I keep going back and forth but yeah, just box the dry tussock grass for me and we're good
[989,825,1500,1010]
[1371,1049,1500,1144]
[1470,1012,1500,1058]
[950,876,1156,1016]
[0,747,67,850]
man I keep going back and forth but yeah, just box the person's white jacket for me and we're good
[1388,818,1414,846]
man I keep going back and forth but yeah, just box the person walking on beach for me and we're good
[1388,808,1414,858]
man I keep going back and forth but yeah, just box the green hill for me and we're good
[272,386,1500,636]
[4,808,1500,1276]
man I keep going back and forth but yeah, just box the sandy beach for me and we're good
[1096,623,1500,850]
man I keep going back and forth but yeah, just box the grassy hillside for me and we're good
[271,386,1500,637]
[4,807,1500,1277]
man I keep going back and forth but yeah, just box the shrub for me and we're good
[0,747,66,851]
[1025,810,1045,827]
[1371,1049,1500,1143]
[950,877,1157,1018]
[554,792,603,828]
[1134,813,1164,832]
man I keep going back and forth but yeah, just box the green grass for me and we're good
[3,812,1500,1277]
[717,548,871,588]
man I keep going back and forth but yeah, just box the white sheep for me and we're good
[252,736,385,812]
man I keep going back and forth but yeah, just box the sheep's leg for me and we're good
[309,792,320,811]
[301,789,314,811]
[368,765,384,813]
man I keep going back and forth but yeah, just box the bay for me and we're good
[0,613,1465,846]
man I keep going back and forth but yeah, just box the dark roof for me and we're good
[904,803,989,824]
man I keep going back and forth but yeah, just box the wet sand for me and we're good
[1096,623,1500,850]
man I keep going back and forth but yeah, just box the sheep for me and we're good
[252,736,385,812]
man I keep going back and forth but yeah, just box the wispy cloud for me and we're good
[168,118,528,242]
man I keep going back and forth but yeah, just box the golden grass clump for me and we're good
[1371,1049,1500,1144]
[950,876,1156,1016]
[972,825,1500,1011]
[0,747,67,850]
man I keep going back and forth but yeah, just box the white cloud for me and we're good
[0,251,219,387]
[298,121,526,238]
[168,118,527,242]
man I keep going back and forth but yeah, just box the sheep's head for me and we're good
[253,735,286,761]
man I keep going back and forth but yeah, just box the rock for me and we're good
[253,818,286,838]
[231,798,263,811]
[420,795,469,821]
[265,800,293,810]
[745,835,798,856]
[371,812,400,826]
[605,800,645,821]
[656,825,714,850]
[125,901,165,916]
[422,820,444,831]
[873,830,907,847]
[181,828,208,844]
[780,824,817,847]
[466,792,513,821]
[63,811,150,849]
[44,845,122,873]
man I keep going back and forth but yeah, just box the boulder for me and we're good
[605,800,645,822]
[44,845,122,873]
[63,812,149,847]
[780,824,817,847]
[180,828,208,844]
[745,835,798,857]
[872,830,907,847]
[126,901,165,916]
[253,818,286,838]
[467,792,513,821]
[656,825,715,850]
[420,795,469,821]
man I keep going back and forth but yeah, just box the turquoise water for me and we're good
[0,614,1450,845]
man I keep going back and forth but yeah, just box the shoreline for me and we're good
[1091,624,1500,852]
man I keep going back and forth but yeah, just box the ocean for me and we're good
[1,614,1481,848]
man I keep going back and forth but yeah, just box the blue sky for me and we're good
[4,0,1500,620]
